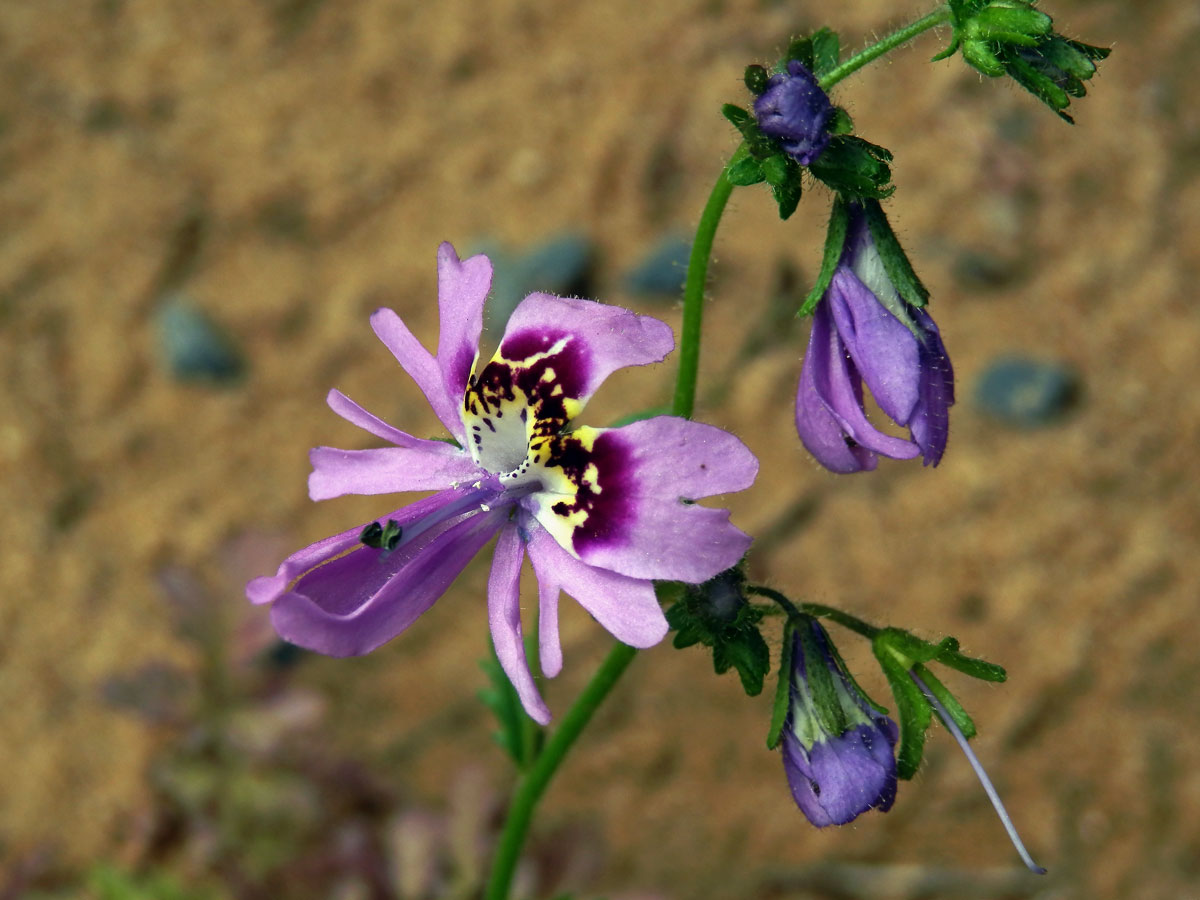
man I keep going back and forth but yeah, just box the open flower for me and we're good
[247,243,758,724]
[782,618,898,827]
[795,202,954,473]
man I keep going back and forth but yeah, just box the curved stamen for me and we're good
[909,670,1047,876]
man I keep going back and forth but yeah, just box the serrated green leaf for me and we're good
[811,28,840,77]
[914,663,977,739]
[727,156,765,186]
[861,198,931,309]
[799,194,849,316]
[766,621,795,750]
[874,640,932,780]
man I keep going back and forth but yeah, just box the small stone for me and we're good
[624,234,691,298]
[155,294,245,384]
[975,356,1079,426]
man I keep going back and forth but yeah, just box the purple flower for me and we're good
[247,243,758,725]
[782,619,898,827]
[753,60,835,166]
[795,204,954,473]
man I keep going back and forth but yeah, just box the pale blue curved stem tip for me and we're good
[909,671,1048,876]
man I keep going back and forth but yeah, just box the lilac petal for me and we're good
[535,418,756,583]
[308,445,482,500]
[782,722,897,827]
[497,293,674,412]
[909,307,955,466]
[371,308,467,444]
[525,518,667,652]
[326,389,462,450]
[795,301,919,473]
[487,524,552,725]
[827,268,921,426]
[534,554,563,679]
[435,243,491,405]
[268,496,507,657]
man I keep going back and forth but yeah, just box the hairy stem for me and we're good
[819,6,952,91]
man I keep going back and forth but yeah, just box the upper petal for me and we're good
[435,242,492,406]
[308,444,483,501]
[487,524,552,725]
[525,517,668,651]
[827,268,921,426]
[371,307,467,444]
[526,417,757,583]
[494,292,674,419]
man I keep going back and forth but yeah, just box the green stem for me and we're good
[671,144,746,419]
[746,586,881,639]
[484,643,639,900]
[818,6,952,91]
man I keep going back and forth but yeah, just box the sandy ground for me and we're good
[2,0,1199,897]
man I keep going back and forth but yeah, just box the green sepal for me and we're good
[861,198,931,309]
[722,103,753,130]
[798,617,848,737]
[966,4,1052,45]
[766,620,795,750]
[930,35,960,63]
[666,569,771,697]
[1003,50,1072,120]
[762,154,804,220]
[721,103,778,158]
[810,28,840,78]
[799,194,850,316]
[873,636,933,780]
[962,39,1007,77]
[808,135,895,200]
[913,663,977,739]
[934,638,1008,683]
[727,155,766,187]
[828,107,853,135]
[784,36,815,72]
[478,649,528,767]
[744,64,769,96]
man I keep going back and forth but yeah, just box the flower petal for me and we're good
[525,517,668,652]
[527,417,757,583]
[827,268,921,426]
[326,389,460,450]
[497,292,674,416]
[435,242,492,405]
[308,445,482,500]
[795,301,919,473]
[783,722,898,827]
[487,524,552,725]
[909,306,955,466]
[262,493,507,656]
[371,307,466,444]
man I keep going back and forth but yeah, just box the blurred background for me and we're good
[2,0,1197,897]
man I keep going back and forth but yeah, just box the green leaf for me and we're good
[914,663,977,739]
[713,626,770,695]
[810,28,840,77]
[766,621,795,750]
[771,178,803,220]
[799,195,849,316]
[727,155,765,186]
[861,198,931,309]
[722,103,753,129]
[874,640,933,780]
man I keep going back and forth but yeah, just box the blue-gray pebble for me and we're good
[975,357,1079,426]
[156,295,245,384]
[624,234,692,298]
